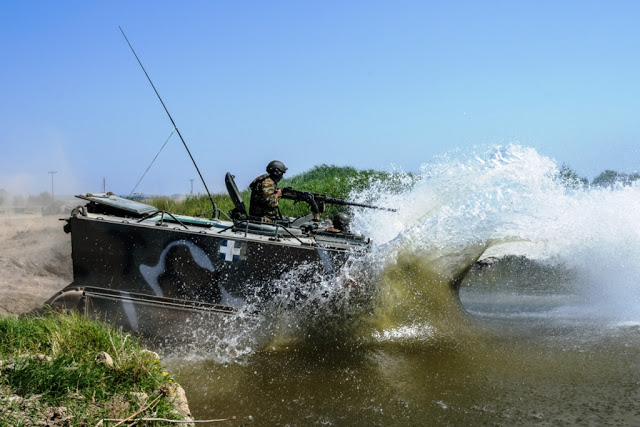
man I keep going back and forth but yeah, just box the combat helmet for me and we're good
[333,212,350,231]
[266,160,287,174]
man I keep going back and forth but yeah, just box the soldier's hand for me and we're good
[275,189,282,198]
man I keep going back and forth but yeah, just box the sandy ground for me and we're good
[0,215,72,316]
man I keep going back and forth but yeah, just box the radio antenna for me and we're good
[119,26,218,217]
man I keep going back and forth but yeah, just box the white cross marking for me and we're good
[219,240,242,262]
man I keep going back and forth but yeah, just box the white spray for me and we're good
[352,144,640,324]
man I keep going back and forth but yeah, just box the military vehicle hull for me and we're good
[47,194,368,336]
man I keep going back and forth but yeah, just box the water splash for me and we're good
[355,143,640,327]
[179,144,640,360]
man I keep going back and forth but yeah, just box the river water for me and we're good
[165,145,640,425]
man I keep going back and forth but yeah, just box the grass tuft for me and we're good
[0,311,186,424]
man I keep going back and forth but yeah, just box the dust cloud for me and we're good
[0,215,72,316]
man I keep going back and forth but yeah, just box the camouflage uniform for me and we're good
[249,173,280,219]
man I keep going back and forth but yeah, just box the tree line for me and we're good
[558,165,640,189]
[143,163,638,219]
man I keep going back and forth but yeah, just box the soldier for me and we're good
[249,160,287,220]
[327,212,350,233]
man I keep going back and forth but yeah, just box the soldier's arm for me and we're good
[262,179,280,207]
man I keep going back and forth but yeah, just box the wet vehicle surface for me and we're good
[46,190,369,336]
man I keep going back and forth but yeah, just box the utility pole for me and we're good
[103,177,106,193]
[48,171,58,201]
[189,179,194,195]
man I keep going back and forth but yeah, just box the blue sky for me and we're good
[1,1,639,197]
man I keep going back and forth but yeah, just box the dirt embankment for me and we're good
[0,216,72,316]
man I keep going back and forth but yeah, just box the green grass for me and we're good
[148,193,236,219]
[0,311,185,425]
[145,164,410,220]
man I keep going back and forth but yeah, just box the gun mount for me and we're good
[280,187,396,221]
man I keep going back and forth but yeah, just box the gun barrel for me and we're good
[324,197,397,212]
[280,187,396,212]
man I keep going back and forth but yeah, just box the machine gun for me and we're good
[280,187,396,220]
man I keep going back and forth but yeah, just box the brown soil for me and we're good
[0,216,72,316]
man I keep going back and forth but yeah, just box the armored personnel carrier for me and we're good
[47,33,397,336]
[46,173,375,336]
